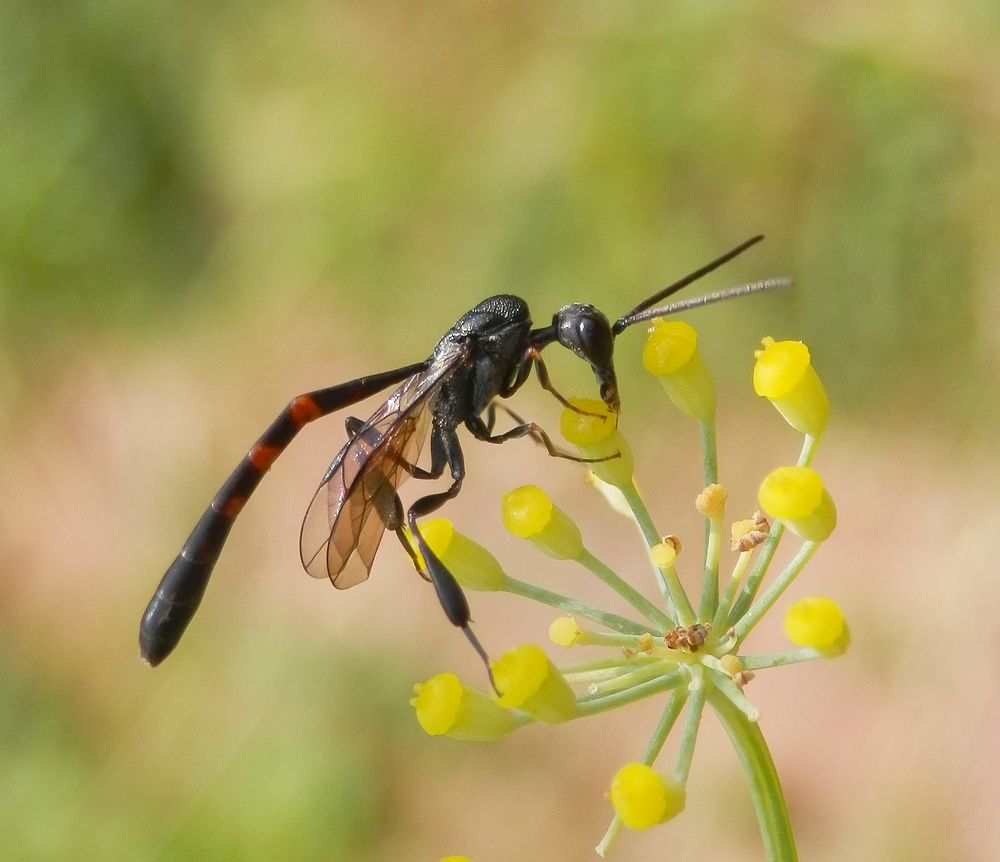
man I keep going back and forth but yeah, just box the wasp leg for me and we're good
[497,347,604,417]
[391,497,426,576]
[467,412,618,465]
[483,401,547,447]
[374,425,449,577]
[484,401,535,438]
[404,429,495,686]
[345,416,439,481]
[139,360,429,667]
[528,349,606,417]
[343,418,430,576]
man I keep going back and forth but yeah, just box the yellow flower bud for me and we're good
[695,483,727,519]
[411,673,517,741]
[492,644,576,724]
[730,511,770,551]
[718,653,755,688]
[559,398,634,487]
[649,542,677,568]
[501,485,583,560]
[784,597,849,655]
[758,467,836,542]
[609,762,686,830]
[753,337,829,437]
[413,519,507,591]
[643,320,716,421]
[719,654,744,677]
[549,616,583,647]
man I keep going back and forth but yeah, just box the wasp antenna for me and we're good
[618,277,792,330]
[613,235,765,335]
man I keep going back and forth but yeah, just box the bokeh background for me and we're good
[3,2,999,860]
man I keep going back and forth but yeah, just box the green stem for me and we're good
[733,541,820,643]
[701,417,719,486]
[617,482,697,627]
[577,631,649,648]
[712,551,752,633]
[595,817,623,858]
[727,522,784,625]
[708,687,798,861]
[726,430,821,626]
[659,562,697,627]
[587,660,678,696]
[707,670,761,722]
[574,669,685,717]
[742,648,822,671]
[562,666,630,685]
[797,433,822,468]
[502,576,648,635]
[619,481,662,547]
[579,548,674,630]
[563,664,655,686]
[595,689,689,858]
[673,667,706,783]
[557,655,659,676]
[644,688,690,764]
[618,481,674,612]
[699,418,721,617]
[699,516,723,621]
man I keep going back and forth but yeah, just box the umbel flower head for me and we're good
[410,323,841,859]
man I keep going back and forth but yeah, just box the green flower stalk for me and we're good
[409,326,842,860]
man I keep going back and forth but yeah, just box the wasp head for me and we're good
[552,303,619,414]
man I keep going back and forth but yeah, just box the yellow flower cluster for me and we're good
[409,315,844,859]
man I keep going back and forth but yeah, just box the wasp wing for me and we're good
[300,380,431,588]
[299,341,468,588]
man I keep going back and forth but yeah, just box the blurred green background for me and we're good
[3,2,999,860]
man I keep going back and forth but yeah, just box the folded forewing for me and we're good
[298,340,468,587]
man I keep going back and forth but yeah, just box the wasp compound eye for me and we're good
[554,304,614,367]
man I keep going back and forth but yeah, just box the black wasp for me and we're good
[139,235,787,670]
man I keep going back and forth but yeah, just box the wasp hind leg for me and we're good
[402,429,496,690]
